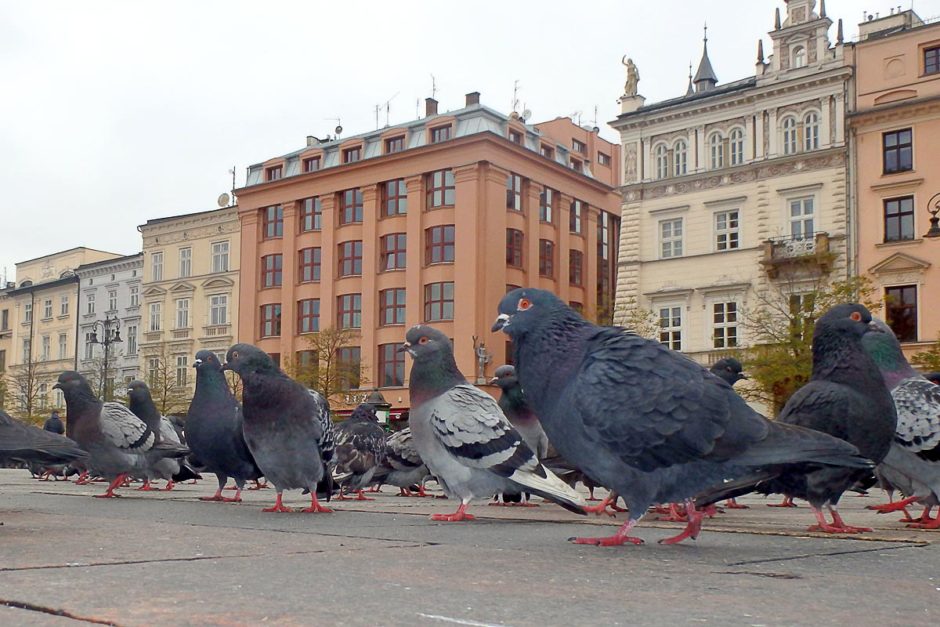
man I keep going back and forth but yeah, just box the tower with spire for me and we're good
[693,24,718,93]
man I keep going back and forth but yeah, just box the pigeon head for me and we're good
[489,364,518,389]
[814,303,873,340]
[402,325,465,403]
[401,325,452,362]
[194,349,223,372]
[349,403,379,422]
[126,380,153,404]
[52,371,95,397]
[223,343,276,377]
[860,317,916,382]
[492,288,578,339]
[710,357,746,385]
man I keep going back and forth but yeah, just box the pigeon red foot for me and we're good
[867,495,918,515]
[660,502,705,544]
[724,498,749,509]
[94,474,127,498]
[655,503,688,522]
[768,496,798,508]
[137,480,157,491]
[248,479,269,490]
[200,488,242,503]
[907,507,940,529]
[301,493,333,513]
[582,496,619,517]
[431,502,475,522]
[807,507,872,533]
[905,506,934,524]
[163,481,176,491]
[569,518,644,546]
[262,493,293,513]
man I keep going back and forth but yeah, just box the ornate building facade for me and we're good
[611,0,852,365]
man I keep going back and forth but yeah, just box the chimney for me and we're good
[306,135,316,147]
[425,97,438,117]
[465,91,481,106]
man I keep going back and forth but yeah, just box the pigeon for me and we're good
[43,412,65,435]
[223,343,334,513]
[861,318,940,528]
[126,381,201,491]
[374,427,431,497]
[332,403,387,500]
[493,289,872,545]
[187,350,262,502]
[402,325,586,522]
[490,365,550,459]
[0,408,87,467]
[926,373,940,385]
[53,371,189,497]
[709,358,747,387]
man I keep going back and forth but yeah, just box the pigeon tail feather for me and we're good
[505,465,586,515]
[731,421,874,470]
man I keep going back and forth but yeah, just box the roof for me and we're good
[139,205,237,229]
[75,252,143,273]
[693,40,718,85]
[15,246,122,267]
[613,76,757,122]
[6,274,79,297]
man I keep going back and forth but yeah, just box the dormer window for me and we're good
[430,125,451,143]
[265,165,283,181]
[302,156,321,172]
[572,139,586,154]
[343,147,361,164]
[385,136,405,154]
[792,45,806,69]
[509,130,523,145]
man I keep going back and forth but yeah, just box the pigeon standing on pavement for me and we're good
[709,358,747,387]
[374,427,431,497]
[127,381,201,491]
[402,325,586,522]
[53,371,189,497]
[861,319,940,528]
[223,343,334,513]
[187,350,262,503]
[493,289,872,545]
[333,403,387,500]
[491,365,550,459]
[0,408,87,467]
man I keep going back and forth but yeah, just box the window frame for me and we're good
[709,133,724,169]
[175,298,190,329]
[788,197,815,240]
[342,146,362,164]
[506,229,524,268]
[298,247,322,282]
[209,294,228,326]
[885,285,918,342]
[380,233,407,271]
[385,136,405,154]
[383,179,408,216]
[674,140,688,176]
[339,188,364,224]
[729,127,745,165]
[336,293,362,329]
[883,196,915,243]
[297,298,320,334]
[659,217,684,259]
[302,156,321,173]
[569,249,583,286]
[658,304,683,351]
[424,282,455,322]
[883,128,913,174]
[654,143,669,179]
[260,303,282,338]
[506,173,523,211]
[782,117,798,155]
[425,169,455,208]
[211,241,230,272]
[926,46,940,75]
[803,112,820,151]
[261,253,283,288]
[430,125,451,143]
[262,205,284,239]
[570,199,583,234]
[379,288,406,326]
[539,187,555,223]
[425,225,455,265]
[265,165,282,181]
[338,240,363,277]
[538,239,555,278]
[178,247,192,278]
[299,197,322,232]
[712,301,739,349]
[715,209,740,251]
[377,343,406,387]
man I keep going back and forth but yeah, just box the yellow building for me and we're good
[4,247,121,418]
[138,207,240,399]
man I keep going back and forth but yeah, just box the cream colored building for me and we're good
[611,0,852,366]
[4,247,121,416]
[139,207,240,397]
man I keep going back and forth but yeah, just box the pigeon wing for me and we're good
[892,378,940,457]
[308,388,335,463]
[386,428,423,471]
[99,402,155,452]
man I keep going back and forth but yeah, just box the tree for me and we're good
[911,332,940,374]
[616,296,659,340]
[143,342,190,416]
[6,356,42,425]
[739,275,878,415]
[81,347,127,403]
[283,327,367,404]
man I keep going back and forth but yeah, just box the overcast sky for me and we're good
[2,0,937,281]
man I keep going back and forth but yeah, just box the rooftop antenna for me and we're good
[430,74,438,100]
[383,92,398,127]
[416,98,420,119]
[512,79,521,114]
[591,105,599,129]
[374,104,381,129]
[325,117,342,139]
[570,110,582,126]
[229,166,236,205]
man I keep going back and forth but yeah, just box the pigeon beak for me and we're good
[221,362,231,372]
[491,313,511,332]
[397,342,410,354]
[52,382,62,391]
[193,359,202,369]
[488,376,498,385]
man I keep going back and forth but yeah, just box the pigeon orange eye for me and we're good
[517,298,532,311]
[418,337,430,345]
[850,312,862,322]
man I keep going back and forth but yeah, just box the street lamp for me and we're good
[90,315,122,400]
[365,388,392,426]
[925,192,940,239]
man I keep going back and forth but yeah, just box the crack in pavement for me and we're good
[179,520,444,545]
[725,542,925,566]
[1,598,123,626]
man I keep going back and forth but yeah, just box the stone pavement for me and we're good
[0,469,937,626]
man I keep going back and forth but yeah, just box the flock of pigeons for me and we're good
[2,287,940,547]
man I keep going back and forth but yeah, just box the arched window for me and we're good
[729,128,745,166]
[792,45,806,69]
[803,112,819,151]
[674,140,688,176]
[654,144,669,179]
[782,117,798,155]
[709,133,724,169]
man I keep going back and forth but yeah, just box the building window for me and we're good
[424,282,454,321]
[509,129,523,144]
[260,303,282,337]
[430,125,451,143]
[569,301,583,314]
[789,197,814,239]
[108,290,118,312]
[425,225,455,264]
[378,343,405,387]
[803,112,820,151]
[598,152,611,166]
[41,335,50,361]
[715,210,740,251]
[506,173,523,211]
[23,302,32,324]
[926,46,940,75]
[383,179,408,216]
[43,299,52,319]
[539,240,555,278]
[506,229,524,268]
[660,218,683,258]
[300,197,322,232]
[126,325,137,355]
[883,129,913,174]
[674,140,688,176]
[709,133,724,169]
[176,355,188,387]
[426,169,455,208]
[884,196,915,242]
[338,241,363,277]
[261,254,283,287]
[86,293,96,315]
[299,247,322,282]
[265,165,282,181]
[175,298,190,329]
[655,144,668,179]
[58,333,67,360]
[539,187,554,223]
[178,247,192,278]
[343,146,361,163]
[211,241,230,272]
[380,234,407,271]
[730,128,745,165]
[570,199,583,234]
[337,347,361,390]
[146,357,159,386]
[83,334,93,360]
[337,294,362,329]
[792,45,806,69]
[128,287,138,308]
[659,306,682,350]
[302,156,321,172]
[152,252,163,281]
[713,302,738,348]
[379,288,406,326]
[541,144,554,159]
[149,302,161,331]
[262,205,283,239]
[60,295,69,316]
[340,188,364,224]
[885,285,918,342]
[209,295,228,325]
[385,136,405,154]
[570,157,582,172]
[782,117,798,155]
[297,298,320,334]
[569,250,583,286]
[572,139,586,154]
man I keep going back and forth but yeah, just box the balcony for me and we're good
[171,328,191,340]
[144,331,163,343]
[201,324,232,339]
[761,232,833,279]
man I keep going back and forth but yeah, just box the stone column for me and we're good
[237,210,259,342]
[280,200,298,358]
[404,175,424,329]
[359,185,379,386]
[319,194,337,333]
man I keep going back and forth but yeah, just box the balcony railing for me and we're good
[171,329,191,340]
[761,232,833,278]
[203,324,231,337]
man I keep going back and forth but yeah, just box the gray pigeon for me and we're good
[53,371,189,498]
[926,373,940,385]
[0,408,87,467]
[402,325,586,522]
[223,343,334,513]
[374,427,431,497]
[709,358,747,387]
[491,365,550,459]
[493,289,872,545]
[187,350,262,502]
[333,403,386,500]
[862,318,940,528]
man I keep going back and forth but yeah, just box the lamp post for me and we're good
[365,388,392,427]
[90,315,122,400]
[925,192,940,239]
